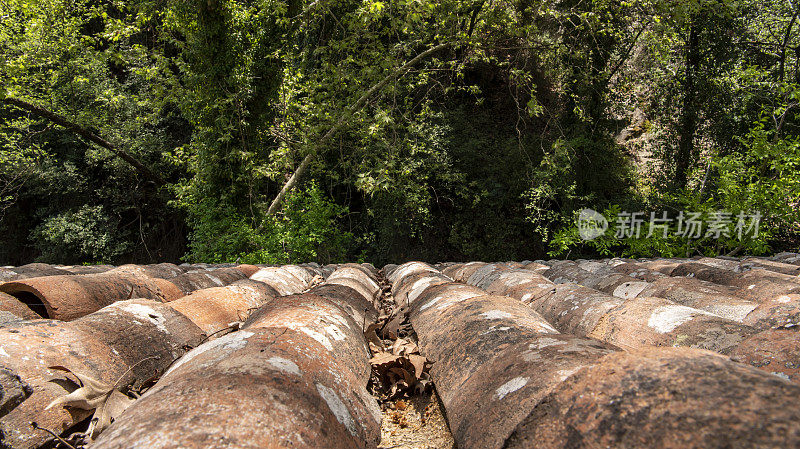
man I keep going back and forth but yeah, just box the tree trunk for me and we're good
[2,97,165,185]
[676,23,699,188]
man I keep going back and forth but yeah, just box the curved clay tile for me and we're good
[389,262,800,449]
[92,267,381,449]
[0,299,203,449]
[0,273,184,320]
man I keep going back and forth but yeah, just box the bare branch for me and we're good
[2,97,166,185]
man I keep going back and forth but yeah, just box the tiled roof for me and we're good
[0,256,799,448]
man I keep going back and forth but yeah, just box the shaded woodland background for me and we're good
[1,0,798,265]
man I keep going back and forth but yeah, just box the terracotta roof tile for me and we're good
[91,266,381,449]
[2,258,800,448]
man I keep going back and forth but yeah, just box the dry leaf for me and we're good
[368,341,384,353]
[408,354,427,379]
[370,351,402,367]
[309,275,325,288]
[390,338,406,355]
[390,338,418,356]
[45,366,135,439]
[368,277,432,400]
[90,390,134,438]
[381,307,407,339]
[389,367,415,386]
[414,378,431,395]
[46,366,113,412]
[364,322,384,351]
[390,380,409,397]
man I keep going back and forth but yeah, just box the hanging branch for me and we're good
[2,97,166,185]
[266,42,452,215]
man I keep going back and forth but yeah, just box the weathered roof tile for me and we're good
[2,257,800,449]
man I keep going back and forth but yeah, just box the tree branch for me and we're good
[2,97,166,185]
[606,19,652,83]
[267,42,451,215]
[778,10,799,82]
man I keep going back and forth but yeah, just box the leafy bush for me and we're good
[715,117,800,246]
[548,114,800,258]
[524,135,635,243]
[245,182,353,264]
[547,204,767,259]
[32,205,130,263]
[184,182,352,264]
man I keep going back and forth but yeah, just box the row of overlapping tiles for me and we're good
[384,255,800,448]
[1,254,800,448]
[0,262,383,449]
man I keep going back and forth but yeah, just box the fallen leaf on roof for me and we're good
[365,322,385,350]
[45,366,136,440]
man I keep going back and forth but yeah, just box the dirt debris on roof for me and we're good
[379,393,454,449]
[0,255,800,448]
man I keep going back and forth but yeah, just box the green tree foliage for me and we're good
[545,0,800,258]
[0,0,187,263]
[0,0,797,264]
[186,182,352,263]
[33,205,131,262]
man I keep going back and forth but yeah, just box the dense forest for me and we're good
[0,0,798,265]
